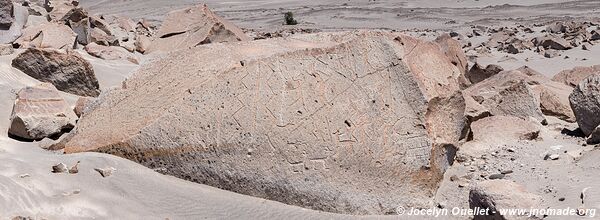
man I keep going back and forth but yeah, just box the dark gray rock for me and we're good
[569,74,600,136]
[11,48,100,97]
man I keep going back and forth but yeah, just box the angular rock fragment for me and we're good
[11,48,100,97]
[54,31,465,214]
[470,180,541,220]
[435,33,469,88]
[8,83,76,140]
[147,4,251,53]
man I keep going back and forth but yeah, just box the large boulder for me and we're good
[0,0,13,29]
[11,48,100,97]
[569,74,600,136]
[552,65,600,88]
[8,83,76,140]
[0,2,27,44]
[53,31,465,214]
[14,22,77,49]
[147,4,251,54]
[469,180,542,220]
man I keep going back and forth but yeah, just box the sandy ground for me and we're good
[2,0,600,219]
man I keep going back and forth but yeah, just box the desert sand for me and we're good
[2,0,600,219]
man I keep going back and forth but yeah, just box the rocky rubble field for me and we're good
[1,0,600,219]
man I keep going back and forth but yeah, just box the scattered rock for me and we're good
[147,4,251,53]
[11,48,100,97]
[94,167,115,177]
[8,83,77,140]
[469,180,541,220]
[52,163,68,173]
[569,74,600,136]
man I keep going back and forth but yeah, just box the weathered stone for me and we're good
[546,22,566,34]
[435,33,469,88]
[8,83,76,140]
[0,0,13,29]
[569,74,600,136]
[544,49,559,58]
[470,180,542,220]
[0,2,27,44]
[0,43,13,55]
[60,7,86,23]
[89,27,117,46]
[15,22,77,49]
[536,36,572,50]
[51,162,68,173]
[134,34,150,54]
[147,4,251,53]
[84,42,138,63]
[73,96,93,117]
[45,0,77,22]
[483,80,545,123]
[94,167,115,177]
[11,48,100,97]
[553,65,600,88]
[53,31,465,214]
[470,116,541,143]
[466,63,503,84]
[587,126,600,145]
[70,18,90,45]
[538,86,576,122]
[465,67,576,123]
